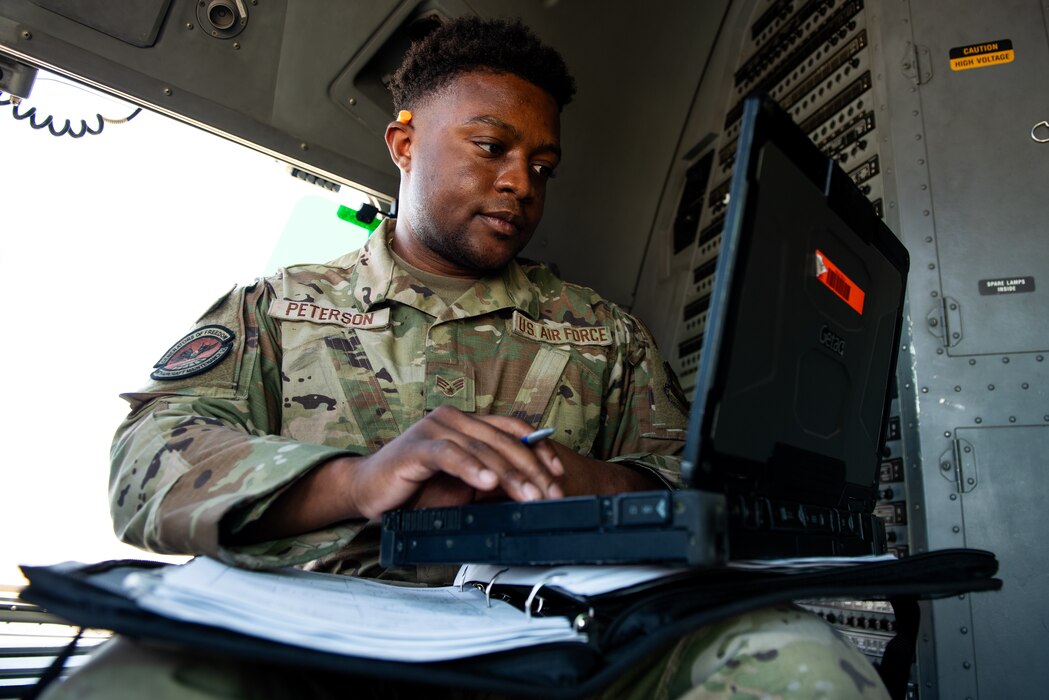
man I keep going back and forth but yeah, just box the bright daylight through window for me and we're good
[0,70,375,585]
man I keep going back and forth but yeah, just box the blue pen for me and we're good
[520,427,555,446]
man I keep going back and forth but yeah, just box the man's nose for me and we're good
[494,155,535,200]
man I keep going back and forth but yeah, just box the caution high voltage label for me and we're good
[950,39,1014,71]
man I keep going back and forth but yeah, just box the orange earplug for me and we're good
[396,110,413,124]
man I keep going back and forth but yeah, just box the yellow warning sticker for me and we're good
[949,39,1014,71]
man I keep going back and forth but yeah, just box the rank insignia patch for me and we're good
[435,375,466,397]
[151,325,235,380]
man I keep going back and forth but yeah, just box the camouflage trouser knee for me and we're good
[40,606,889,700]
[600,605,890,700]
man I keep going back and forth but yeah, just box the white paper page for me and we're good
[124,558,585,662]
[454,563,683,597]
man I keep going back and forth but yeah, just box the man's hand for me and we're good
[229,407,565,543]
[342,406,565,520]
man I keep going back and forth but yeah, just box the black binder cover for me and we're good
[20,550,1000,700]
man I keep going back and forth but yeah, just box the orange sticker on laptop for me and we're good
[815,250,865,315]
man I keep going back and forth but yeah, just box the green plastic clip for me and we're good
[336,205,382,234]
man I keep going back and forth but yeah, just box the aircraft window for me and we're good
[0,70,376,584]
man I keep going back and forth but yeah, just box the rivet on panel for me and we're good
[928,263,936,270]
[975,417,982,424]
[952,526,960,533]
[969,359,976,365]
[1022,383,1029,390]
[950,494,958,500]
[1009,416,1017,423]
[988,384,995,391]
[954,386,961,392]
[944,431,951,438]
[1003,357,1010,364]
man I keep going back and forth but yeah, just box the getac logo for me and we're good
[819,325,846,356]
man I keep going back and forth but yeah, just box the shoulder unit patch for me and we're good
[150,325,236,380]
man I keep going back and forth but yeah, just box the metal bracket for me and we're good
[938,439,978,493]
[926,296,963,347]
[902,42,934,85]
[0,55,37,99]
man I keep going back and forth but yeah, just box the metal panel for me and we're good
[910,1,1049,357]
[0,0,407,199]
[871,0,1049,696]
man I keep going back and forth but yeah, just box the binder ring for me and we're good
[524,572,567,620]
[1032,121,1049,143]
[484,568,510,608]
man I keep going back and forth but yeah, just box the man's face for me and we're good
[389,70,561,277]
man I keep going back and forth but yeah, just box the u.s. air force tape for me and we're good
[151,325,235,380]
[511,310,612,346]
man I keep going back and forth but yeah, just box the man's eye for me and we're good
[476,142,504,155]
[531,163,557,179]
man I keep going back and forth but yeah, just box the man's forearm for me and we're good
[224,455,365,545]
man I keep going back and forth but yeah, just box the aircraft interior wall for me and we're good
[631,1,1049,697]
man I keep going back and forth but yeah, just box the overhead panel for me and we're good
[0,0,410,199]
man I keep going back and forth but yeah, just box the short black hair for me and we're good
[389,16,576,113]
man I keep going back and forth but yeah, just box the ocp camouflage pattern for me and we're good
[110,221,688,578]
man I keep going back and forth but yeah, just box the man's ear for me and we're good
[385,122,412,173]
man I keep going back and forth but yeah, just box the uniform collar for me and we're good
[350,219,541,321]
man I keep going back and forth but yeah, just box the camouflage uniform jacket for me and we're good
[110,222,688,578]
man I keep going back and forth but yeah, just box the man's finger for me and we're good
[426,408,562,498]
[478,414,566,480]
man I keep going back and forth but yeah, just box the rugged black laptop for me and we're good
[380,95,909,567]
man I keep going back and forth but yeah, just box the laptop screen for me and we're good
[682,95,909,513]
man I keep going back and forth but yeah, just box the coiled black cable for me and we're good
[0,90,141,138]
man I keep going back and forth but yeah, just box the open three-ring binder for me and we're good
[20,550,1000,700]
